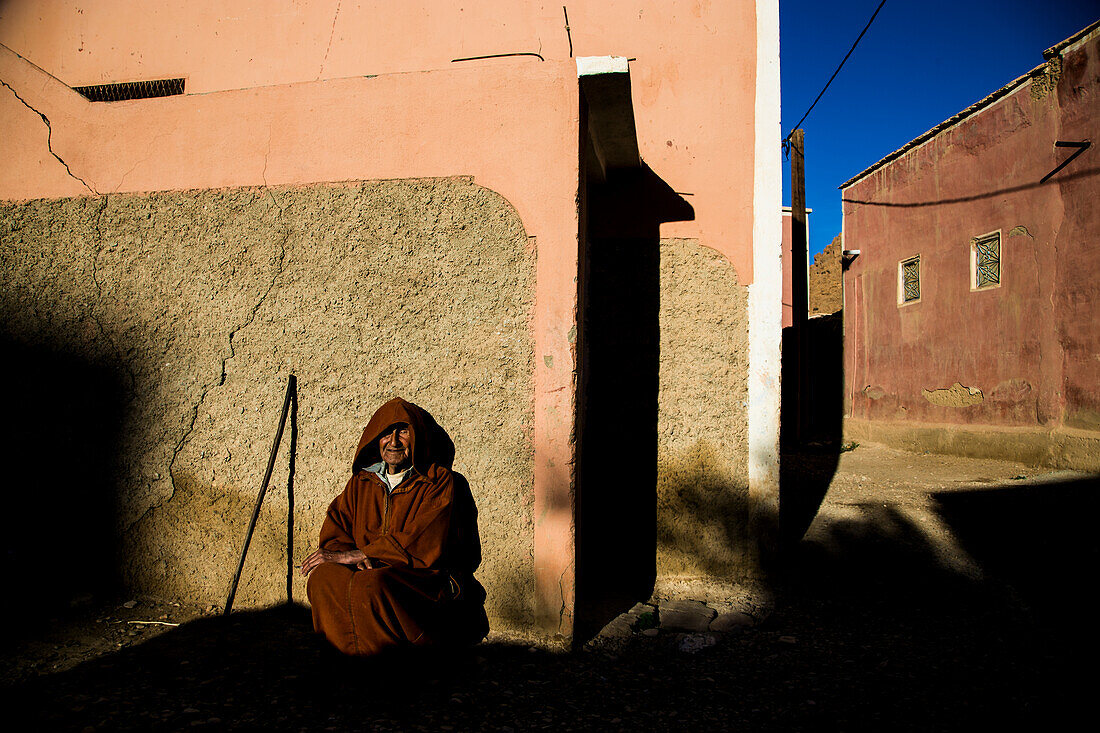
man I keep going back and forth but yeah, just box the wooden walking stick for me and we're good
[224,374,297,616]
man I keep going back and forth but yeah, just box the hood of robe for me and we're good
[353,397,449,474]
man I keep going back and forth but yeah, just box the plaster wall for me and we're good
[0,0,783,630]
[0,0,759,283]
[657,239,750,581]
[841,30,1100,468]
[0,50,579,629]
[0,180,537,625]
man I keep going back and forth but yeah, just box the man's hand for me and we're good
[300,547,369,576]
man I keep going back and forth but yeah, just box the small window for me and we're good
[899,256,921,304]
[971,231,1001,289]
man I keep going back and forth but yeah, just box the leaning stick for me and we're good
[224,374,297,616]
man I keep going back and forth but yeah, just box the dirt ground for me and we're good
[2,442,1094,731]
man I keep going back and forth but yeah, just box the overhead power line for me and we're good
[784,0,887,143]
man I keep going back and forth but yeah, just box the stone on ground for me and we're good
[598,615,635,639]
[710,611,754,632]
[677,633,719,654]
[659,600,716,632]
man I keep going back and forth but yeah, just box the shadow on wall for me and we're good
[0,179,534,626]
[780,311,844,547]
[839,166,1100,209]
[573,164,694,641]
[655,442,752,580]
[0,337,125,633]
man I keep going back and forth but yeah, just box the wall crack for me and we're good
[87,195,138,394]
[260,131,285,213]
[220,225,290,387]
[128,209,291,534]
[0,77,99,194]
[317,0,343,79]
[557,560,574,633]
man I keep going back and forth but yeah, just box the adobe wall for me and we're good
[0,178,538,625]
[809,234,843,316]
[657,239,751,582]
[841,29,1100,470]
[0,1,784,631]
[0,44,579,630]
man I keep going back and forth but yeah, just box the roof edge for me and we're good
[839,20,1100,191]
[1044,19,1100,59]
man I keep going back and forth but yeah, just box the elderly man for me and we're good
[302,397,487,656]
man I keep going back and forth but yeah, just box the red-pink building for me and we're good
[840,22,1100,471]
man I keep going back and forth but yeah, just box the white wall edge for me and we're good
[748,0,782,513]
[576,56,629,77]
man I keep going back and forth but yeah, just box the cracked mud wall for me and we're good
[0,178,536,627]
[809,233,843,316]
[656,239,751,584]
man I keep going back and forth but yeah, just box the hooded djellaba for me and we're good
[305,397,488,656]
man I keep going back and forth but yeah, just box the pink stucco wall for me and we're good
[0,0,759,283]
[0,1,770,633]
[0,43,582,629]
[841,28,1100,439]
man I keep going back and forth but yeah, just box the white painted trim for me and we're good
[748,0,782,518]
[576,56,629,77]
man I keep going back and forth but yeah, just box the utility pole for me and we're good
[789,129,809,444]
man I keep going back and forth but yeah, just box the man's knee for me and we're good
[306,562,354,601]
[349,566,399,596]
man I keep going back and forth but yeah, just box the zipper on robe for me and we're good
[382,482,390,535]
[378,473,418,538]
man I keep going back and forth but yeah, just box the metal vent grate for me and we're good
[73,78,185,102]
[973,232,1000,287]
[901,257,920,302]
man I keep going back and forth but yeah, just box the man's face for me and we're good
[378,422,412,474]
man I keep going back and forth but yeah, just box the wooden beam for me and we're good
[790,129,809,443]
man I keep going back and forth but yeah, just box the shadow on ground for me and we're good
[933,474,1098,669]
[4,474,1090,730]
[780,312,845,546]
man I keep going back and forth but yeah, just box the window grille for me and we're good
[73,78,185,103]
[972,232,1001,288]
[900,256,920,303]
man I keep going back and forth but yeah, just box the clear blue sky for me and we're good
[780,0,1100,258]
